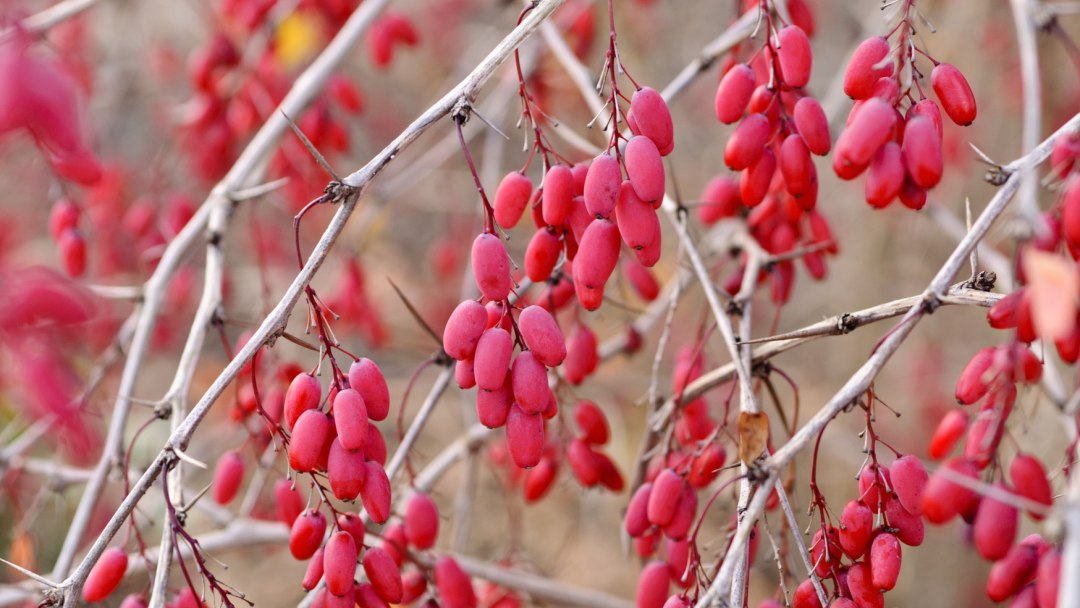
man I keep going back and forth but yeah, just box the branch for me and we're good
[51,0,398,583]
[51,2,565,605]
[694,111,1080,607]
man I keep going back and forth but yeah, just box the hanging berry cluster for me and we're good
[833,2,977,209]
[705,0,839,304]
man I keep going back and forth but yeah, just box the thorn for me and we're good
[178,483,213,515]
[172,445,208,470]
[386,277,443,347]
[230,178,290,202]
[0,558,59,587]
[281,111,342,183]
[471,106,510,140]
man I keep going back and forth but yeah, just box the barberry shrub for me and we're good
[0,1,1077,608]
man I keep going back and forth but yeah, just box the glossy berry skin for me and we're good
[839,500,874,559]
[83,547,129,602]
[471,233,511,301]
[637,561,671,608]
[543,164,575,226]
[443,300,488,361]
[348,358,390,421]
[584,153,622,218]
[931,63,977,126]
[869,533,901,591]
[629,87,674,155]
[889,455,928,515]
[333,388,368,452]
[324,532,358,597]
[289,410,331,473]
[290,509,327,560]
[284,373,321,431]
[715,64,756,124]
[211,451,244,505]
[833,98,895,178]
[794,97,831,155]
[435,556,478,608]
[625,136,666,202]
[404,492,439,550]
[724,113,770,171]
[518,306,566,367]
[473,327,513,391]
[360,461,392,524]
[902,116,943,189]
[776,26,812,88]
[493,171,532,229]
[844,37,891,99]
[363,547,403,604]
[505,404,545,468]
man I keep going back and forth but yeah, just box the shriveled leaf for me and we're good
[738,411,770,466]
[1022,248,1079,341]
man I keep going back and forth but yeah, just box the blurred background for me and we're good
[0,0,1077,606]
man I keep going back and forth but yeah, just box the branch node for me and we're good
[965,270,997,292]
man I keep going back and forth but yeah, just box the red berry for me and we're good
[348,358,390,422]
[974,487,1019,560]
[473,327,513,391]
[715,64,756,124]
[725,113,770,170]
[921,457,980,524]
[327,439,366,501]
[443,300,488,361]
[1010,454,1053,519]
[869,532,901,590]
[793,97,831,155]
[637,561,671,608]
[889,455,928,515]
[83,547,128,603]
[625,136,666,202]
[839,500,874,559]
[518,305,566,367]
[324,532,358,597]
[630,87,674,155]
[212,451,244,505]
[542,164,574,226]
[931,63,977,126]
[363,547,403,604]
[584,153,622,218]
[493,172,533,229]
[617,180,662,251]
[360,461,392,523]
[864,141,903,208]
[740,147,777,207]
[524,228,561,283]
[776,25,812,88]
[902,115,944,188]
[844,37,892,99]
[476,375,513,428]
[333,388,368,452]
[289,409,331,473]
[834,98,895,177]
[289,509,327,560]
[404,492,439,550]
[435,557,477,608]
[574,218,621,291]
[284,373,321,431]
[505,404,545,468]
[471,233,511,301]
[647,469,683,526]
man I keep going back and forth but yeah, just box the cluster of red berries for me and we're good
[791,455,927,608]
[705,15,838,303]
[833,33,977,209]
[495,85,672,311]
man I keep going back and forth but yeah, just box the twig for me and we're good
[50,0,399,584]
[50,1,565,604]
[695,111,1080,607]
